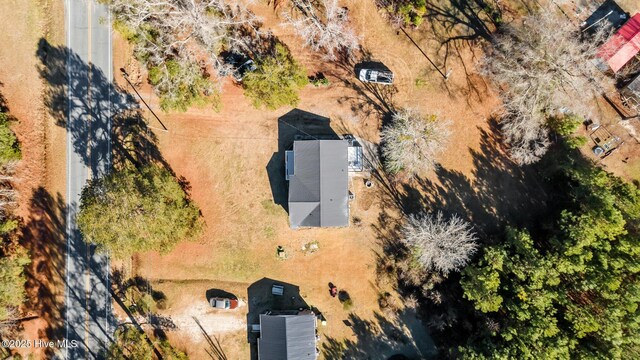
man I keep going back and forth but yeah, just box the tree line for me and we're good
[0,99,29,343]
[103,0,360,112]
[457,137,640,358]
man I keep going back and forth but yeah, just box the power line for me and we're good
[119,68,168,131]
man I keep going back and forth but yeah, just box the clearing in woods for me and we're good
[113,1,536,359]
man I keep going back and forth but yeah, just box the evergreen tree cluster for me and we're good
[460,152,640,359]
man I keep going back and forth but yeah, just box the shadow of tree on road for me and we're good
[35,37,199,357]
[36,38,170,173]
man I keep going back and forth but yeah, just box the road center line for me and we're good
[84,0,92,352]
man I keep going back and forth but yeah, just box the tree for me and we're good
[402,212,478,275]
[77,165,203,259]
[0,113,20,166]
[106,325,189,360]
[242,43,308,109]
[107,326,154,360]
[0,108,25,325]
[459,153,640,359]
[547,114,587,149]
[103,0,259,111]
[283,0,360,60]
[147,59,217,112]
[0,243,30,322]
[381,109,451,176]
[482,11,612,164]
[378,0,427,27]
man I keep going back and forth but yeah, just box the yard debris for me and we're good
[329,282,338,297]
[276,245,287,260]
[301,240,319,254]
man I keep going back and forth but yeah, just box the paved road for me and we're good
[65,0,114,358]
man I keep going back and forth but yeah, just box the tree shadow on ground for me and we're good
[376,118,548,237]
[421,0,501,43]
[370,119,550,354]
[377,0,535,105]
[0,82,7,112]
[322,310,437,359]
[205,289,238,301]
[36,38,173,174]
[329,50,398,124]
[194,317,228,360]
[19,187,66,359]
[111,274,168,307]
[35,38,195,357]
[266,109,340,211]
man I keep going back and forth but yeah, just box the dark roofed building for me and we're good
[285,140,349,228]
[257,313,318,360]
[581,0,629,34]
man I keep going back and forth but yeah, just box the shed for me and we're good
[257,313,318,360]
[597,13,640,73]
[286,140,348,228]
[626,73,640,96]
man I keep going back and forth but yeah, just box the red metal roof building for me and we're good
[597,13,640,73]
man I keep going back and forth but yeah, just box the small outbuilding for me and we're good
[285,140,349,229]
[581,0,629,34]
[597,13,640,73]
[257,312,318,360]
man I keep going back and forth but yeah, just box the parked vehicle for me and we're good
[358,68,393,85]
[209,297,239,309]
[233,59,257,82]
[220,52,257,82]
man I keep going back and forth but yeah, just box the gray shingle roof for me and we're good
[258,314,317,360]
[288,140,348,228]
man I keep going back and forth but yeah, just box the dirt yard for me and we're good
[110,1,517,359]
[119,0,638,356]
[0,0,67,359]
[0,0,634,358]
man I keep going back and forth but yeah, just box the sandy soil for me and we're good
[0,0,67,359]
[618,0,639,13]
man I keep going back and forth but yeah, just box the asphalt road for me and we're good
[65,0,114,358]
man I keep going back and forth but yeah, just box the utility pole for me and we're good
[120,68,168,131]
[399,27,451,81]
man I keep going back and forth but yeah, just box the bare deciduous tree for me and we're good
[381,109,451,176]
[402,212,478,275]
[104,0,260,109]
[482,10,613,164]
[283,0,360,60]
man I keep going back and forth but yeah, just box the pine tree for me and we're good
[243,43,308,110]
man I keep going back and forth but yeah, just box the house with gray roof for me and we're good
[257,312,318,360]
[285,140,349,228]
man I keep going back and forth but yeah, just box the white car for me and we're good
[209,297,238,309]
[358,68,394,85]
